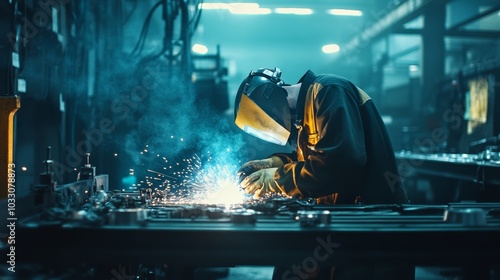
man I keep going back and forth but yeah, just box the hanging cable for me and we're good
[122,0,138,25]
[130,1,163,57]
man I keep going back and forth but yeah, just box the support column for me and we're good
[420,2,446,120]
[0,96,21,199]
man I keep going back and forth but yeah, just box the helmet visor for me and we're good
[235,94,290,146]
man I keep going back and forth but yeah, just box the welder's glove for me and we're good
[237,156,284,183]
[240,168,284,199]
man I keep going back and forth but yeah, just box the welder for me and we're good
[234,68,413,279]
[234,67,409,205]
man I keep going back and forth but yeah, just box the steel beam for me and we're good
[342,0,445,55]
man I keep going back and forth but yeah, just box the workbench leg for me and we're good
[0,96,21,199]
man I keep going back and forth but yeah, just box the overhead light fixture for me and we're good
[200,3,311,15]
[192,44,208,54]
[274,8,313,15]
[328,9,363,16]
[409,65,419,72]
[199,3,227,9]
[199,3,270,14]
[199,3,262,11]
[229,7,271,14]
[322,44,340,53]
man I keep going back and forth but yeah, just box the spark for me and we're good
[147,169,177,180]
[185,160,246,206]
[127,137,252,206]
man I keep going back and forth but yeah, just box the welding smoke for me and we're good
[101,54,247,177]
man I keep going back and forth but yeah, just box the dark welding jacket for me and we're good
[272,70,409,205]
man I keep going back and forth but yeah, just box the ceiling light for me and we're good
[322,44,340,53]
[229,7,271,15]
[192,44,208,54]
[198,3,228,9]
[199,3,259,10]
[274,8,313,15]
[328,9,363,16]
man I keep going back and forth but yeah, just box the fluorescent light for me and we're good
[275,8,313,15]
[199,3,260,10]
[322,44,340,53]
[200,3,309,15]
[328,9,363,16]
[199,3,228,9]
[409,65,419,72]
[229,7,271,15]
[192,44,208,54]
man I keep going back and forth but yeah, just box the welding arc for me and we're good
[147,169,177,180]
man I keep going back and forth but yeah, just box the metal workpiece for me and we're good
[230,208,257,224]
[77,153,96,181]
[108,208,148,226]
[296,210,331,227]
[31,146,57,208]
[444,208,487,226]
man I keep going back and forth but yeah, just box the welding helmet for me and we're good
[234,67,291,146]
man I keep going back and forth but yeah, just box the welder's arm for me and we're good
[274,86,367,198]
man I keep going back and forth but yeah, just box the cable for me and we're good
[130,1,163,57]
[190,0,203,36]
[122,0,138,25]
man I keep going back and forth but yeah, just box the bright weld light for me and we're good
[275,8,313,15]
[192,44,208,54]
[322,44,340,53]
[327,9,363,16]
[201,175,246,206]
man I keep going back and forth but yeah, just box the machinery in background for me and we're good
[191,45,229,113]
[396,60,500,205]
[28,147,109,215]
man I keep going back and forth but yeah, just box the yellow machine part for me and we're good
[0,96,21,199]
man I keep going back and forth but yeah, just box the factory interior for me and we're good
[1,0,500,279]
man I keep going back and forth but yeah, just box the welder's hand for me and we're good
[237,157,284,183]
[240,168,283,199]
